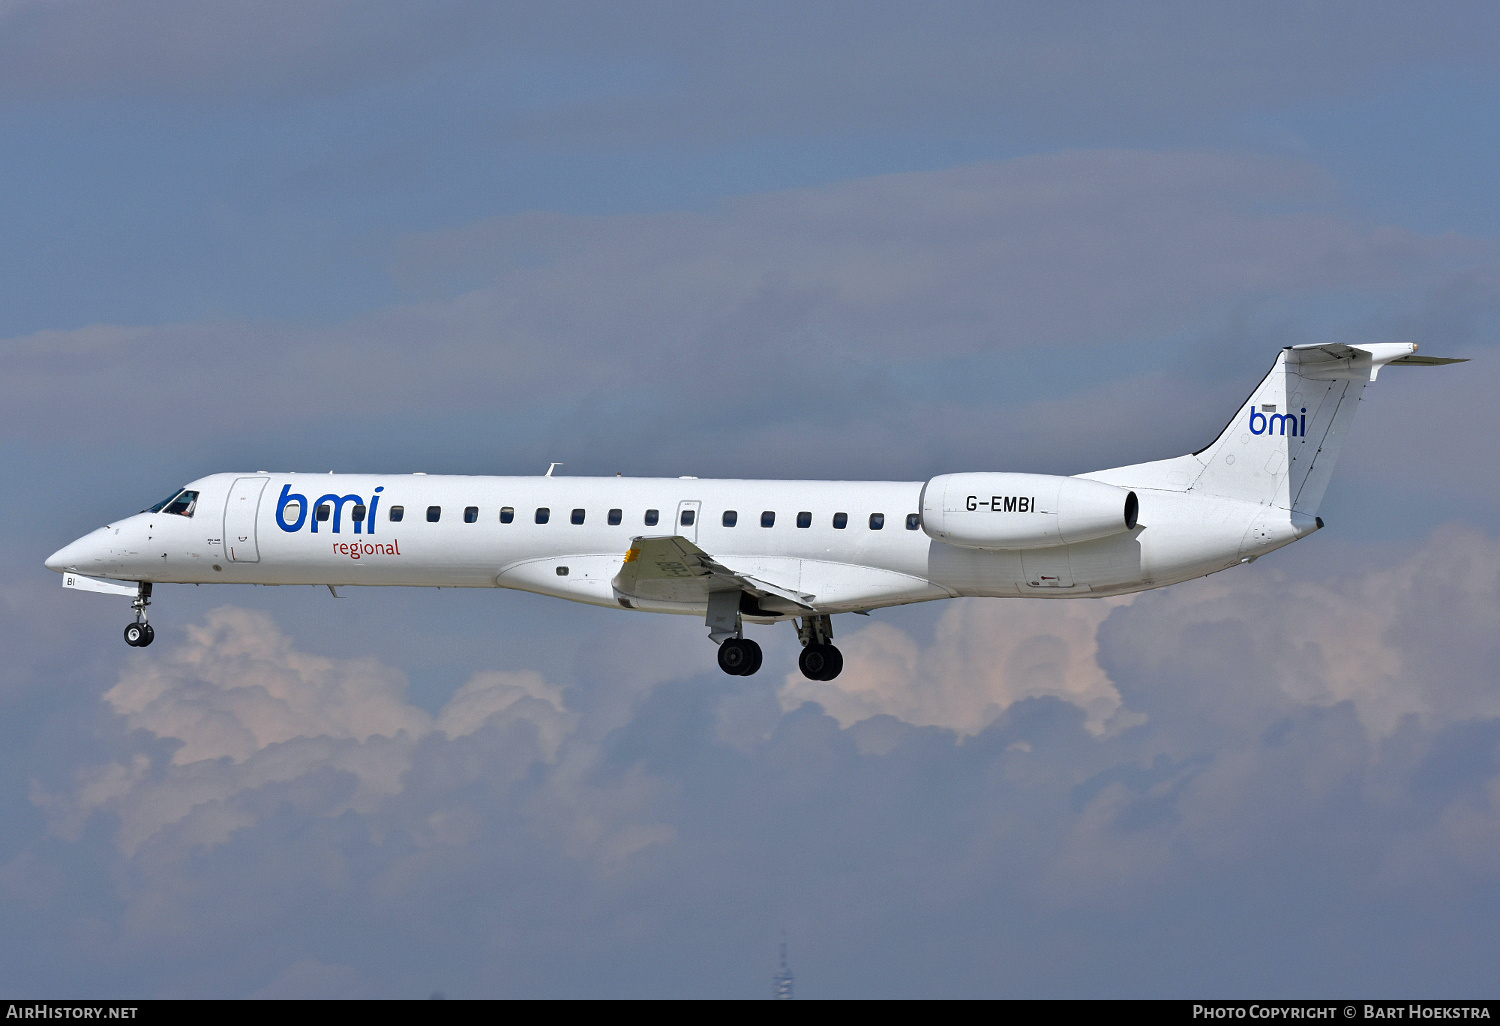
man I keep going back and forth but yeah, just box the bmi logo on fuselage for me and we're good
[275,484,384,534]
[1249,406,1307,436]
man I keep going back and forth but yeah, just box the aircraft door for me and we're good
[223,477,269,563]
[675,500,701,544]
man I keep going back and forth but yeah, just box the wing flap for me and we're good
[613,536,815,609]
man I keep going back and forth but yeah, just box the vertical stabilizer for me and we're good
[1187,343,1419,512]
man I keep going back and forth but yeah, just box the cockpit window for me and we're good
[145,489,183,513]
[147,489,199,517]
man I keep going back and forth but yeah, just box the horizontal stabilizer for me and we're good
[1288,342,1467,381]
[62,572,138,597]
[1387,354,1469,366]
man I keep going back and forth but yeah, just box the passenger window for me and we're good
[427,506,441,523]
[796,511,811,528]
[833,512,847,529]
[869,513,885,530]
[571,508,586,525]
[680,509,695,527]
[163,490,199,517]
[761,511,775,528]
[464,506,478,523]
[723,510,737,527]
[536,507,550,524]
[352,504,367,523]
[608,509,622,526]
[316,504,331,522]
[906,513,921,530]
[645,509,659,527]
[500,507,514,524]
[389,505,404,522]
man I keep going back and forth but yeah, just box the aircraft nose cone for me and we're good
[45,541,77,572]
[45,529,108,573]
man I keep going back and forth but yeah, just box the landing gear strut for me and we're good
[707,590,762,676]
[795,614,842,681]
[124,583,154,647]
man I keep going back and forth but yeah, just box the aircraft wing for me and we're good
[612,535,816,609]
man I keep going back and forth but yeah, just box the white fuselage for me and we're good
[46,470,1308,619]
[46,344,1455,660]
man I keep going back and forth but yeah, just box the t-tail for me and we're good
[1087,343,1466,513]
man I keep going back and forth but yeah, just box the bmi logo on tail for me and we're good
[1249,406,1306,436]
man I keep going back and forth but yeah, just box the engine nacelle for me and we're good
[920,473,1138,550]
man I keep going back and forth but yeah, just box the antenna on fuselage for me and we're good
[545,462,563,477]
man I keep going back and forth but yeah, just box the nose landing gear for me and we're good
[123,582,154,647]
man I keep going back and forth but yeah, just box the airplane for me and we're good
[45,343,1463,680]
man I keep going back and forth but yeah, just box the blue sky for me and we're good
[3,1,1499,997]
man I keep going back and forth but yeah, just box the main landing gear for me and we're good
[705,592,843,679]
[123,582,154,647]
[708,590,763,676]
[795,614,842,681]
[717,637,763,676]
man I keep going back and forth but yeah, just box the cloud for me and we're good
[401,151,1473,354]
[5,1,1499,997]
[2,150,1486,466]
[436,669,571,751]
[106,607,431,765]
[12,525,1500,995]
[3,1,1495,130]
[38,606,574,856]
[0,0,444,103]
[781,522,1500,747]
[1102,523,1500,743]
[782,596,1136,738]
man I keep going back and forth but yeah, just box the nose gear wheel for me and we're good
[123,582,154,647]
